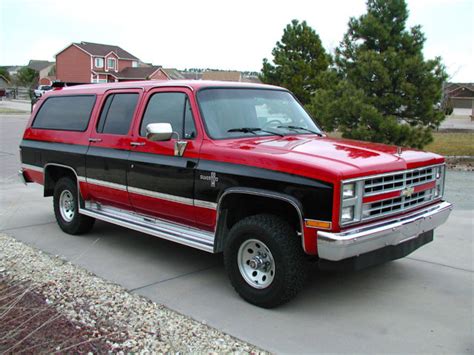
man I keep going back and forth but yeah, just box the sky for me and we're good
[0,0,472,81]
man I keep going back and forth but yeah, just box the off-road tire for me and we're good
[224,214,307,308]
[53,177,95,235]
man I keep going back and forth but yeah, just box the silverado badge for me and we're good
[200,172,219,187]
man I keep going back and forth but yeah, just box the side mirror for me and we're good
[146,123,173,141]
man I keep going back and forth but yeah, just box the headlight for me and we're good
[434,165,445,198]
[341,206,354,222]
[342,183,355,199]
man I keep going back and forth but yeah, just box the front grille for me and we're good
[341,164,444,226]
[364,167,435,196]
[363,189,435,219]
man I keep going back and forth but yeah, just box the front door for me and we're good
[127,88,201,227]
[85,89,142,209]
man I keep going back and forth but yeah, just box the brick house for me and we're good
[116,67,184,81]
[56,41,165,83]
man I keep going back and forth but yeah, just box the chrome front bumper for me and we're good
[317,201,453,261]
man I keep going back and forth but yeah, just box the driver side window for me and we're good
[140,92,196,139]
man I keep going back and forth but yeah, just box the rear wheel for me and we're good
[224,214,307,308]
[53,177,95,235]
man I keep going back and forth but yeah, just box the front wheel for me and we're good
[224,214,307,308]
[53,177,95,235]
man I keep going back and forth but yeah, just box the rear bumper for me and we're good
[317,201,453,262]
[18,169,28,185]
[18,168,33,184]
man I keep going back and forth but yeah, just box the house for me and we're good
[0,75,10,89]
[158,68,185,80]
[202,70,242,82]
[444,82,474,117]
[200,70,262,83]
[181,71,203,80]
[27,60,56,85]
[3,66,22,77]
[113,66,163,81]
[56,41,143,83]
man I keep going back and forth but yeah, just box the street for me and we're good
[1,111,472,354]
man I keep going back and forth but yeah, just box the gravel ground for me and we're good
[0,233,265,353]
[445,157,474,171]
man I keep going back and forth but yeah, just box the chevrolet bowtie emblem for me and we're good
[401,186,415,197]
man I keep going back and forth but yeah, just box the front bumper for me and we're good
[317,201,453,261]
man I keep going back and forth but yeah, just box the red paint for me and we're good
[414,181,437,193]
[363,190,402,204]
[22,169,44,185]
[22,80,447,254]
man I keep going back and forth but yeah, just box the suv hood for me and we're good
[207,135,444,182]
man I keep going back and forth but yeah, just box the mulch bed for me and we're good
[0,277,115,354]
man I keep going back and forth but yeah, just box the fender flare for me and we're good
[43,163,86,200]
[214,187,306,253]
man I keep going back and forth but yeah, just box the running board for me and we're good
[79,202,215,253]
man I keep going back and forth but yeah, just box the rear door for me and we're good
[85,89,142,209]
[127,87,201,226]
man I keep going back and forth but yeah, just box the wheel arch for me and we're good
[214,187,306,253]
[44,163,83,198]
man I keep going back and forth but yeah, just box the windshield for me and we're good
[197,88,322,139]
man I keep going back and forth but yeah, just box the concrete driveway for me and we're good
[1,114,472,354]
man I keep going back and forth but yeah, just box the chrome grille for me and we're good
[364,167,435,196]
[340,165,445,226]
[363,189,435,219]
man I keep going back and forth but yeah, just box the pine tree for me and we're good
[313,0,447,148]
[260,19,330,105]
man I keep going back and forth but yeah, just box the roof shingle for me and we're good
[75,42,139,60]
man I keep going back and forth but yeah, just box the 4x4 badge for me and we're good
[200,172,219,187]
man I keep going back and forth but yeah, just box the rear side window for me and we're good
[96,93,139,135]
[32,95,96,131]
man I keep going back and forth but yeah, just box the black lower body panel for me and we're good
[318,230,434,271]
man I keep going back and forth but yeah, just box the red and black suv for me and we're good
[19,80,452,307]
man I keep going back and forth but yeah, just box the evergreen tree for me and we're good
[313,0,447,148]
[260,19,330,105]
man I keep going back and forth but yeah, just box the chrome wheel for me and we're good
[59,190,75,222]
[237,239,275,289]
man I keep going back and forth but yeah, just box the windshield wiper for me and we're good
[277,125,323,136]
[227,127,284,137]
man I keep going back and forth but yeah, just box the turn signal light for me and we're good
[305,219,332,229]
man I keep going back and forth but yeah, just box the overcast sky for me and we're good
[0,0,472,81]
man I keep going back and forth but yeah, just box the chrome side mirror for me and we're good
[146,123,173,141]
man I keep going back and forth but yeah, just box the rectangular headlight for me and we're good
[342,183,355,199]
[434,165,445,198]
[341,206,354,222]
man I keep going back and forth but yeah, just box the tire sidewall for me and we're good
[53,178,80,233]
[225,220,294,307]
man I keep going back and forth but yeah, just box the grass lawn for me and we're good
[0,107,29,114]
[327,131,474,156]
[426,132,474,156]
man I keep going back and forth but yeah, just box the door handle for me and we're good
[130,142,146,146]
[88,138,102,143]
